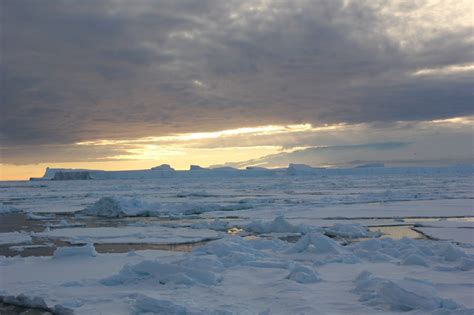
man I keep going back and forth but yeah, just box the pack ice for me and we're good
[1,165,473,314]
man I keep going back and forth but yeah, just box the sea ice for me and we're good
[36,225,221,244]
[244,215,313,234]
[130,294,188,315]
[79,196,252,217]
[0,203,22,214]
[53,243,97,258]
[354,271,462,312]
[0,232,32,245]
[101,260,222,286]
[287,232,343,255]
[190,218,230,231]
[78,196,161,218]
[287,264,321,283]
[323,223,380,239]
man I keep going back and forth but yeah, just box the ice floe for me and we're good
[101,260,222,286]
[78,196,252,218]
[53,243,97,258]
[0,203,22,214]
[323,223,380,239]
[244,215,314,234]
[35,225,221,245]
[354,271,462,312]
[78,196,161,218]
[0,232,32,245]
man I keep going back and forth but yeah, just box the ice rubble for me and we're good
[288,232,343,255]
[1,231,473,314]
[0,203,22,214]
[130,293,261,315]
[190,218,230,231]
[0,294,74,315]
[53,243,97,258]
[130,294,188,315]
[354,271,460,312]
[78,196,160,217]
[286,264,321,283]
[191,215,383,243]
[243,215,314,234]
[98,233,473,311]
[101,235,321,289]
[192,236,275,267]
[101,260,222,286]
[78,196,252,218]
[0,232,32,245]
[349,237,469,267]
[192,215,380,240]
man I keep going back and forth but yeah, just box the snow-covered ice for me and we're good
[53,243,98,258]
[1,166,473,314]
[0,232,32,245]
[0,203,22,214]
[2,234,474,314]
[35,225,221,244]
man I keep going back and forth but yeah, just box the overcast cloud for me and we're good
[1,0,473,169]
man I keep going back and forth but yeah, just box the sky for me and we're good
[1,0,473,180]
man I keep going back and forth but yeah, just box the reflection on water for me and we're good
[2,212,472,257]
[369,226,427,240]
[227,227,244,235]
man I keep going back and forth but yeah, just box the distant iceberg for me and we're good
[30,164,474,181]
[151,164,175,171]
[190,165,208,171]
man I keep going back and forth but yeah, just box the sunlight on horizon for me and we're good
[1,117,472,181]
[75,123,344,146]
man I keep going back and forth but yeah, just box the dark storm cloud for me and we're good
[1,0,473,150]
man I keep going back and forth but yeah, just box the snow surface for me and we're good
[35,225,221,245]
[413,220,474,246]
[0,203,21,214]
[53,243,97,258]
[323,223,380,239]
[78,196,251,218]
[1,234,474,314]
[1,167,473,314]
[353,271,460,312]
[0,232,32,245]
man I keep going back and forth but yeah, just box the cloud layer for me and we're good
[2,0,473,145]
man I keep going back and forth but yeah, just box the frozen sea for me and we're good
[0,167,473,314]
